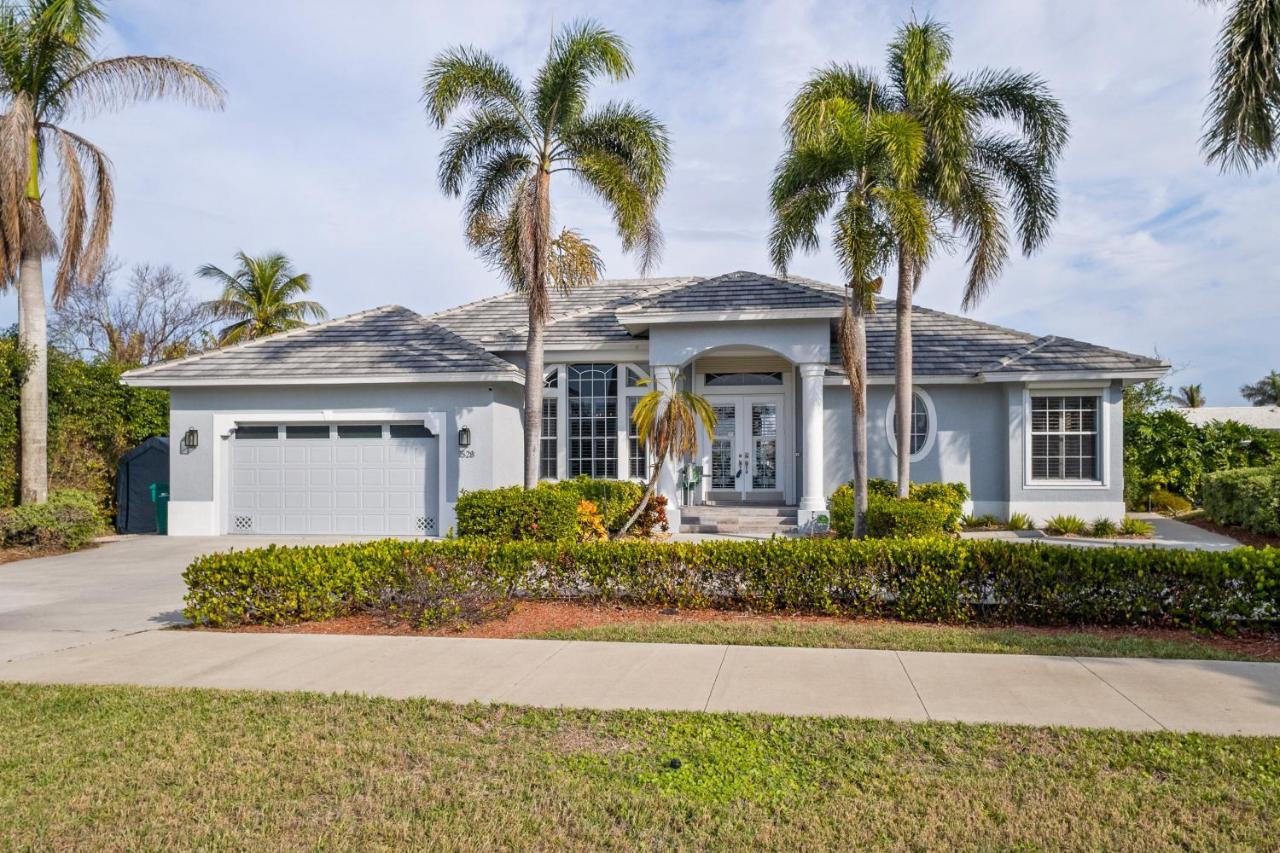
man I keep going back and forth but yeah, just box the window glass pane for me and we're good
[627,396,645,478]
[286,425,330,439]
[704,372,784,387]
[389,423,432,438]
[540,397,558,480]
[337,424,382,439]
[567,363,617,478]
[544,369,558,389]
[1029,396,1099,480]
[890,393,931,456]
[235,425,278,440]
[625,367,649,387]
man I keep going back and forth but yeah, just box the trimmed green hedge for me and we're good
[454,485,580,541]
[183,538,1280,631]
[1202,466,1280,537]
[550,477,644,534]
[831,478,970,538]
[0,488,106,550]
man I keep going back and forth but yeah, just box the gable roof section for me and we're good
[618,270,843,320]
[121,305,523,387]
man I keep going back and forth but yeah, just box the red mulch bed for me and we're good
[207,600,1280,660]
[1182,515,1280,549]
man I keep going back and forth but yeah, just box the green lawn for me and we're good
[2,683,1278,849]
[529,618,1267,660]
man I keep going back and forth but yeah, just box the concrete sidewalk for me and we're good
[3,630,1279,736]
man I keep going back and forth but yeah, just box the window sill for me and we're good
[1023,480,1108,490]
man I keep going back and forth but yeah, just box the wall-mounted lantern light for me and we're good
[457,426,472,448]
[182,427,199,450]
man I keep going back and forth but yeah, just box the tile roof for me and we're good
[1177,406,1280,430]
[122,305,522,384]
[618,270,843,314]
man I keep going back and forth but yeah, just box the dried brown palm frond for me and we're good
[55,55,225,119]
[43,124,112,305]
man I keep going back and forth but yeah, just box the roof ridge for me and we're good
[480,276,699,342]
[989,335,1057,372]
[121,305,407,378]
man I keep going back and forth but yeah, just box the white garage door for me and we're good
[229,423,439,536]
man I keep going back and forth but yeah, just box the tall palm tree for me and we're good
[423,19,670,489]
[771,76,931,537]
[1241,369,1280,405]
[616,369,716,538]
[198,251,326,345]
[0,0,224,503]
[1172,383,1207,407]
[791,20,1068,497]
[1201,0,1280,170]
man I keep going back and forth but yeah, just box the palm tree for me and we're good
[771,74,931,537]
[1201,0,1280,170]
[0,0,224,503]
[1241,369,1280,405]
[1172,383,1207,407]
[795,20,1067,497]
[198,252,326,345]
[616,370,716,538]
[423,19,670,489]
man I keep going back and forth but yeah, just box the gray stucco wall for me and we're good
[822,383,1007,504]
[168,382,522,524]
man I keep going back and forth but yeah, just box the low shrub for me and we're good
[832,478,968,538]
[1120,517,1155,538]
[623,493,669,539]
[1006,512,1035,531]
[575,500,607,542]
[1044,515,1088,536]
[1090,517,1119,538]
[183,537,1280,631]
[551,477,645,534]
[0,488,106,550]
[454,485,579,542]
[866,494,952,539]
[1148,488,1193,515]
[963,513,1002,530]
[1202,466,1280,537]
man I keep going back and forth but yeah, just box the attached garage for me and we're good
[229,422,439,535]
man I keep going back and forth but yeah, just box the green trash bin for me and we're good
[149,482,170,535]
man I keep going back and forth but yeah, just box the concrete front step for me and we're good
[683,524,799,536]
[680,504,800,536]
[684,506,798,520]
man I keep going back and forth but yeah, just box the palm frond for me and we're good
[422,46,529,130]
[954,168,1009,310]
[888,17,952,106]
[43,123,111,304]
[533,19,631,131]
[0,92,34,284]
[463,149,535,221]
[785,63,887,146]
[1202,0,1280,170]
[54,55,226,119]
[559,100,670,197]
[572,150,662,273]
[437,108,531,196]
[963,68,1069,166]
[972,132,1058,255]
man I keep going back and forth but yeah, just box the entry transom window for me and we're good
[568,363,617,478]
[1030,395,1100,481]
[704,371,783,387]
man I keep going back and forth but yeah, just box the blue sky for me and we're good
[7,0,1276,402]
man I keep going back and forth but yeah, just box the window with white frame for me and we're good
[540,369,559,480]
[568,363,618,478]
[886,389,935,460]
[1030,395,1100,481]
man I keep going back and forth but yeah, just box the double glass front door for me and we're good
[708,396,781,496]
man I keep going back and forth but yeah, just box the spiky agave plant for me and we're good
[616,370,716,538]
[771,75,931,538]
[786,19,1068,497]
[198,252,327,345]
[0,0,224,503]
[424,19,670,488]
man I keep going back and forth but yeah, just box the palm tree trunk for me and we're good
[523,306,545,488]
[616,458,663,539]
[18,248,47,504]
[894,249,914,498]
[839,297,868,538]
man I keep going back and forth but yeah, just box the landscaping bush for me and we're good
[575,500,607,542]
[1044,515,1088,536]
[831,478,969,538]
[1090,517,1119,538]
[454,484,580,542]
[1119,517,1155,538]
[963,513,1002,530]
[1148,488,1192,515]
[624,493,669,538]
[1006,512,1035,531]
[0,488,107,550]
[367,558,512,630]
[551,477,645,534]
[1202,466,1280,537]
[183,537,1280,631]
[865,494,952,539]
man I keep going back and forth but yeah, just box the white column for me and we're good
[797,362,827,532]
[652,365,682,530]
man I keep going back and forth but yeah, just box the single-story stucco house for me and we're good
[121,271,1168,537]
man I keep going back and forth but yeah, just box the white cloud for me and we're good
[5,0,1276,402]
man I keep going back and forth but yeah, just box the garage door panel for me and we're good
[231,427,437,536]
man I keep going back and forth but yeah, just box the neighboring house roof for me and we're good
[1176,406,1280,430]
[122,271,1166,388]
[122,305,523,386]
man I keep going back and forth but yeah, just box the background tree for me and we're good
[51,258,213,364]
[0,0,224,503]
[1201,0,1280,170]
[424,19,670,488]
[1171,383,1207,408]
[771,71,931,537]
[616,370,716,538]
[199,251,326,345]
[800,20,1067,497]
[1241,369,1280,404]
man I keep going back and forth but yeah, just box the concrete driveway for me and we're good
[0,535,368,662]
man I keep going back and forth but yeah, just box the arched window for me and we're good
[886,389,937,460]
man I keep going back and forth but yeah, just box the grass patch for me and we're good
[529,618,1271,661]
[1,683,1279,849]
[0,681,1274,845]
